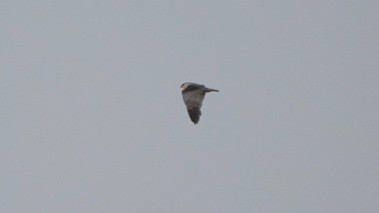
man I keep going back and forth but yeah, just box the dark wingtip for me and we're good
[187,108,201,124]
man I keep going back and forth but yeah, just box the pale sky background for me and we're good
[1,0,379,212]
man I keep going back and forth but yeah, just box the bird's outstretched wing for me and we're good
[182,89,205,124]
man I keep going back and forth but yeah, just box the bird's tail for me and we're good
[205,88,219,92]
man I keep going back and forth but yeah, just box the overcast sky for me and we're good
[1,0,379,212]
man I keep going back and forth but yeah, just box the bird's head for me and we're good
[180,82,191,90]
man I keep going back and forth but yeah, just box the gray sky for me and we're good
[2,0,379,212]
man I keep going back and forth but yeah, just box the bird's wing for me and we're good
[182,90,205,124]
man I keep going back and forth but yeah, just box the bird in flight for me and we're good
[180,82,219,124]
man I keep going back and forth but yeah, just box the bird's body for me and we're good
[180,82,219,124]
